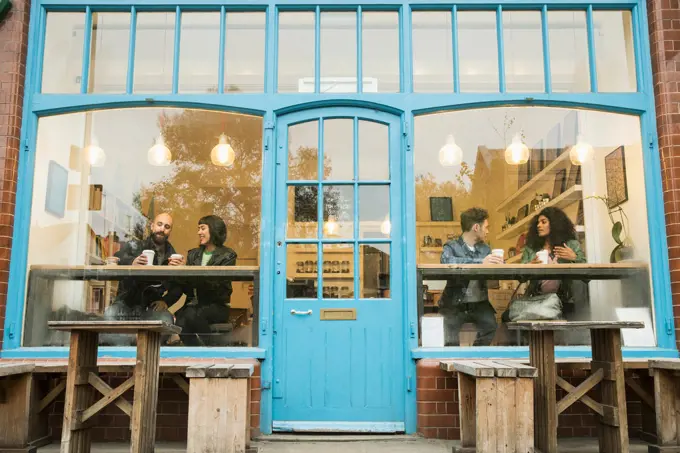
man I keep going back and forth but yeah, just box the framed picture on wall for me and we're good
[45,160,68,218]
[429,197,454,221]
[605,146,629,208]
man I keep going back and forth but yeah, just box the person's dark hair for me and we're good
[198,215,227,247]
[460,207,489,233]
[526,206,576,250]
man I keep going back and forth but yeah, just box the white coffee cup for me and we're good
[105,256,119,266]
[536,250,550,264]
[492,249,504,259]
[170,253,183,262]
[141,250,155,266]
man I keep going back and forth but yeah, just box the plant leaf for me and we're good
[610,243,623,263]
[612,221,623,245]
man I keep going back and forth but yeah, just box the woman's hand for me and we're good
[553,243,577,261]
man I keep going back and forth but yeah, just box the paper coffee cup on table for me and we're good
[141,250,155,266]
[536,250,549,264]
[492,249,504,259]
[170,254,183,261]
[105,256,119,266]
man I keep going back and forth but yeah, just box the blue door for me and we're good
[272,107,405,432]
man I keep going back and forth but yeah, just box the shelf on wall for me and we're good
[416,221,461,227]
[294,273,354,279]
[496,185,583,240]
[420,247,444,253]
[496,151,574,213]
[293,248,353,254]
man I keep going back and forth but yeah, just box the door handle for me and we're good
[290,309,313,316]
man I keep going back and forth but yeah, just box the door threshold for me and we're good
[272,421,405,434]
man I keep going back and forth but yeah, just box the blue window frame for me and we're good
[2,0,676,435]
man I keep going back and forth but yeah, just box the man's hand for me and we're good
[483,254,504,265]
[132,254,148,266]
[150,300,168,312]
[168,256,186,266]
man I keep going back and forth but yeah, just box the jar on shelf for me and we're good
[323,260,331,274]
[304,260,313,274]
[313,260,318,273]
[332,260,340,273]
[296,261,304,273]
[341,260,350,273]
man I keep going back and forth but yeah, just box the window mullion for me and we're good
[496,5,505,94]
[452,6,459,93]
[126,6,137,94]
[586,5,598,93]
[80,6,92,94]
[218,6,226,94]
[542,5,551,94]
[172,6,181,94]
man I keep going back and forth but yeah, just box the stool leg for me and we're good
[591,329,629,453]
[130,331,161,453]
[529,330,557,453]
[61,331,98,453]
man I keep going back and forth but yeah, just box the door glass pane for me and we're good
[358,120,389,180]
[322,244,354,299]
[359,186,390,238]
[503,11,545,93]
[459,11,499,92]
[225,12,266,93]
[412,11,453,92]
[279,12,315,93]
[179,12,220,93]
[593,11,636,92]
[287,244,318,298]
[134,12,175,93]
[323,186,354,239]
[88,13,130,93]
[360,244,390,298]
[321,12,357,93]
[548,11,590,93]
[288,186,318,239]
[323,119,354,181]
[289,121,319,180]
[362,12,400,92]
[42,13,85,93]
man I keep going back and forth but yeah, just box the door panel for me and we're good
[273,108,404,431]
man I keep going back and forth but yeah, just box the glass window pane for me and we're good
[359,186,390,239]
[503,11,545,92]
[134,12,175,93]
[88,13,130,93]
[323,119,354,181]
[322,244,354,299]
[412,11,453,92]
[548,11,590,93]
[358,120,389,180]
[26,108,263,347]
[278,12,315,93]
[42,13,85,94]
[593,11,637,92]
[362,12,400,93]
[288,185,318,239]
[459,11,499,92]
[323,185,354,239]
[320,12,357,93]
[225,12,266,93]
[360,244,390,298]
[287,244,318,298]
[288,120,318,180]
[179,12,220,93]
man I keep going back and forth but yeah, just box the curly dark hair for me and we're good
[526,206,576,250]
[198,215,227,247]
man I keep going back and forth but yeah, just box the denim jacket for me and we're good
[438,236,491,308]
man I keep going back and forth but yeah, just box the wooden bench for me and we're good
[440,360,537,453]
[647,359,680,453]
[185,363,254,453]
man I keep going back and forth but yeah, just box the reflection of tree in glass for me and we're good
[137,109,263,257]
[416,164,474,218]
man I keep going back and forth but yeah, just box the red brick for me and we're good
[417,401,436,414]
[417,389,455,402]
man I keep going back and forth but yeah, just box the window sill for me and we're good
[0,346,266,360]
[411,346,679,360]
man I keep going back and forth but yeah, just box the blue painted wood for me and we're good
[0,346,266,359]
[172,6,180,94]
[38,0,641,6]
[80,6,92,94]
[126,6,137,94]
[451,6,459,93]
[496,6,506,93]
[273,421,405,432]
[411,346,680,359]
[272,107,405,426]
[541,5,551,93]
[218,6,226,94]
[586,6,598,92]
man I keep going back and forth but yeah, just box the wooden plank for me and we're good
[229,364,255,379]
[654,369,678,445]
[449,361,495,378]
[0,364,34,377]
[508,321,644,331]
[0,372,33,447]
[624,376,654,408]
[557,368,604,415]
[601,404,620,427]
[487,361,517,378]
[650,360,680,371]
[38,379,66,413]
[186,365,211,378]
[495,378,515,453]
[515,377,534,453]
[48,321,180,335]
[496,361,537,378]
[475,377,497,453]
[130,330,162,453]
[530,330,558,453]
[81,375,135,423]
[87,373,132,416]
[204,365,234,378]
[171,374,190,395]
[556,376,604,416]
[457,372,476,449]
[592,360,620,381]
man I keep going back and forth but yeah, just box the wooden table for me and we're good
[507,320,645,453]
[48,321,181,453]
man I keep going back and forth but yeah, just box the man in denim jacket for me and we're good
[438,207,503,346]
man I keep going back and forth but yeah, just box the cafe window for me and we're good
[24,107,263,347]
[414,106,654,347]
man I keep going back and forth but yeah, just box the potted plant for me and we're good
[586,195,634,262]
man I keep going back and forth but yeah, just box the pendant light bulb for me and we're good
[84,138,106,167]
[148,136,172,166]
[439,134,463,167]
[569,135,594,165]
[211,134,236,167]
[504,133,530,165]
[324,216,339,236]
[380,216,392,235]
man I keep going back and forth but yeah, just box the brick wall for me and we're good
[0,0,30,349]
[416,359,650,441]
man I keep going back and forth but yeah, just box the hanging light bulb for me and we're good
[324,216,338,236]
[380,216,391,235]
[83,139,105,167]
[148,136,171,166]
[211,134,236,167]
[439,134,463,167]
[569,135,594,165]
[504,133,530,165]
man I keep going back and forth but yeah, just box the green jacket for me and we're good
[520,239,586,264]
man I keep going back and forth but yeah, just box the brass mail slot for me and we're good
[320,308,357,321]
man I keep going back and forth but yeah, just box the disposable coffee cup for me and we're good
[536,250,550,264]
[170,253,183,260]
[105,256,119,266]
[141,250,155,266]
[492,249,504,259]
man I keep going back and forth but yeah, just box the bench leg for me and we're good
[648,369,680,453]
[130,331,162,453]
[0,373,40,453]
[61,331,98,453]
[515,377,534,453]
[530,330,557,453]
[456,373,476,450]
[591,329,629,453]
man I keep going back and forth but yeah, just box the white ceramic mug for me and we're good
[141,249,155,266]
[492,249,504,259]
[536,250,550,264]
